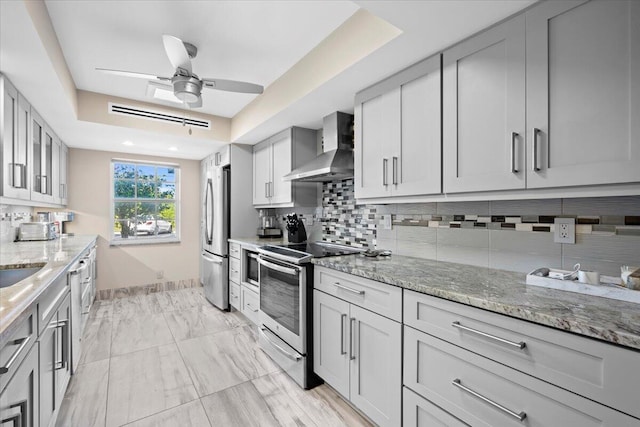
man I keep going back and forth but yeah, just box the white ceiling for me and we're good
[0,0,536,160]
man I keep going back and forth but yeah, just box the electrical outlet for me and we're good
[156,270,164,279]
[554,217,575,244]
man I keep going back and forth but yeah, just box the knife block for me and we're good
[287,222,307,243]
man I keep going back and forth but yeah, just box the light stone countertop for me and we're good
[228,236,287,249]
[0,235,98,346]
[312,254,640,351]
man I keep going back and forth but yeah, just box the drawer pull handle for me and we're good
[0,336,31,375]
[452,321,526,349]
[453,378,526,422]
[334,283,364,296]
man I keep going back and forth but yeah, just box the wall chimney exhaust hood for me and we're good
[283,112,354,182]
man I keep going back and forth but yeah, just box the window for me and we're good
[111,159,180,244]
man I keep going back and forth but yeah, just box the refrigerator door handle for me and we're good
[202,253,223,264]
[204,178,214,245]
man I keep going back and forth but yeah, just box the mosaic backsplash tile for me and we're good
[313,181,640,276]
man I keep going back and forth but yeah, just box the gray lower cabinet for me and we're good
[403,386,468,427]
[240,286,259,325]
[313,289,402,427]
[39,293,71,427]
[0,344,39,427]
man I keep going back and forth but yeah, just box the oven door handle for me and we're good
[257,258,299,276]
[259,327,302,361]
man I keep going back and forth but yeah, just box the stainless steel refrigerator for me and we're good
[200,161,230,310]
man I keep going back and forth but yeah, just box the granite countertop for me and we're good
[0,235,98,346]
[228,236,287,249]
[312,254,640,351]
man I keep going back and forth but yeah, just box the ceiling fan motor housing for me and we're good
[172,75,202,103]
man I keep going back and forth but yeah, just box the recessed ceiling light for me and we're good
[169,147,178,151]
[122,140,134,146]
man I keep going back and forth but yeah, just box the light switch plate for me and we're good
[554,217,575,244]
[382,215,392,230]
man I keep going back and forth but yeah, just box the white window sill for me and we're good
[110,236,181,246]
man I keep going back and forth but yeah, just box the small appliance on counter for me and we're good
[18,222,57,241]
[285,213,307,243]
[257,209,282,238]
[53,211,75,235]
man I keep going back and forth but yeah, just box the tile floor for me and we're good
[56,287,373,427]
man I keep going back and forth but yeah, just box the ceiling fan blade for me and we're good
[162,35,192,74]
[201,78,264,94]
[96,68,171,81]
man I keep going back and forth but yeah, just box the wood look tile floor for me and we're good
[56,287,373,427]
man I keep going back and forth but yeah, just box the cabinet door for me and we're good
[2,80,31,200]
[395,61,441,197]
[355,90,398,199]
[253,142,271,205]
[526,0,640,188]
[39,317,56,427]
[313,290,350,398]
[443,15,526,193]
[59,143,68,205]
[0,344,39,427]
[30,109,48,203]
[349,305,402,427]
[269,132,292,205]
[55,295,71,407]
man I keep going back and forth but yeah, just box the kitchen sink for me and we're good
[0,264,45,288]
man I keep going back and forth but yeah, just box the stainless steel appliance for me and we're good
[201,161,230,310]
[17,222,56,241]
[243,250,260,288]
[257,209,282,238]
[256,242,362,389]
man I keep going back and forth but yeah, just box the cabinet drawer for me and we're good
[404,290,640,418]
[314,267,402,322]
[229,281,240,310]
[38,272,69,335]
[229,257,240,284]
[241,286,259,325]
[229,242,241,259]
[403,386,469,427]
[404,327,637,427]
[0,306,36,394]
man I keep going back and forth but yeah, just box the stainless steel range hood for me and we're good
[283,112,354,182]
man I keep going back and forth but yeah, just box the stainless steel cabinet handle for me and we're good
[532,128,541,172]
[392,156,398,185]
[452,321,526,349]
[9,163,26,189]
[0,336,31,375]
[452,379,527,422]
[340,314,347,355]
[257,257,299,276]
[230,269,239,273]
[41,175,48,194]
[334,282,365,296]
[269,181,273,198]
[202,253,223,264]
[70,261,88,275]
[349,317,356,360]
[246,302,258,313]
[510,132,519,173]
[265,182,269,198]
[382,158,388,186]
[54,320,68,371]
[259,327,302,361]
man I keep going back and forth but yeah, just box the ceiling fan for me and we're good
[96,35,264,108]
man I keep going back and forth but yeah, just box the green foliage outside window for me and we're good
[112,161,178,240]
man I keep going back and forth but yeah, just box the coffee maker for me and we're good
[257,209,282,238]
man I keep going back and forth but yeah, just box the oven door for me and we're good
[258,256,306,354]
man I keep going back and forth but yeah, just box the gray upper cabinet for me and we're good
[526,0,640,188]
[443,15,526,193]
[1,77,31,201]
[252,127,317,208]
[355,55,442,199]
[59,142,68,205]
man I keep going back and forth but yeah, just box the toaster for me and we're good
[18,222,57,241]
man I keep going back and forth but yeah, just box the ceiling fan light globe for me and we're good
[172,76,202,104]
[175,91,199,103]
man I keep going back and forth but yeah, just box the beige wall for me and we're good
[65,148,200,291]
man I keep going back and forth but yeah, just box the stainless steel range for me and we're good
[256,242,361,389]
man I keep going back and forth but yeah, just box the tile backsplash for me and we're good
[301,180,640,276]
[0,204,32,245]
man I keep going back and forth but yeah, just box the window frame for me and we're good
[109,158,181,246]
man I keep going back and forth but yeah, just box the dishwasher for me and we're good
[69,257,90,373]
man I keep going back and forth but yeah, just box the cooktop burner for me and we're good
[257,242,362,264]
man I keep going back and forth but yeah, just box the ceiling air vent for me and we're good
[108,103,211,129]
